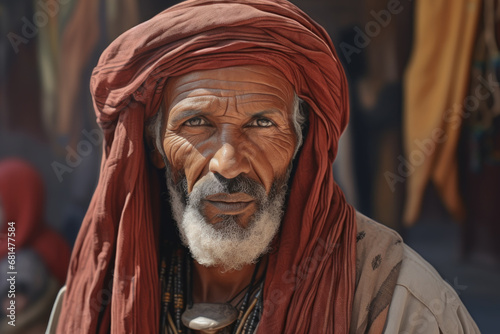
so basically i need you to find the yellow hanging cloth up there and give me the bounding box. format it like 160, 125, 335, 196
403, 0, 482, 225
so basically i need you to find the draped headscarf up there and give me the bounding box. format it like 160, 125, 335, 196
57, 1, 357, 333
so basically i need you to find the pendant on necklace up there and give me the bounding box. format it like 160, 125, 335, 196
182, 302, 238, 332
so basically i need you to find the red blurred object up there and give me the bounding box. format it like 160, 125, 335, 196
0, 158, 70, 285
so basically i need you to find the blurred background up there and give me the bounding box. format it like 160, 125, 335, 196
0, 0, 499, 332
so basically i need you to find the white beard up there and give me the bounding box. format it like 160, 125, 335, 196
166, 169, 290, 272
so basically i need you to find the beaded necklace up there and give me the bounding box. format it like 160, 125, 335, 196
159, 244, 265, 334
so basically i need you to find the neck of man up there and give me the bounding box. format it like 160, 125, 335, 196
192, 256, 267, 305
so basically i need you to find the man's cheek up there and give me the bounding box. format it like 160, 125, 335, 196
182, 149, 211, 192
261, 140, 295, 185
164, 137, 197, 170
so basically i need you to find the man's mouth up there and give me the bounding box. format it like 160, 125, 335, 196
203, 193, 255, 215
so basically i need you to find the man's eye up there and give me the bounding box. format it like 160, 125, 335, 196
248, 118, 274, 128
184, 117, 208, 126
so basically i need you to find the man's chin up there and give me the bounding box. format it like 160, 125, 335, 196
164, 168, 291, 270
179, 206, 277, 271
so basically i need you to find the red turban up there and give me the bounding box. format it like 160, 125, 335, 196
57, 0, 356, 333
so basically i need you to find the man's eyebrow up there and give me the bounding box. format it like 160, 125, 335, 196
247, 109, 282, 117
169, 109, 205, 124
169, 108, 282, 124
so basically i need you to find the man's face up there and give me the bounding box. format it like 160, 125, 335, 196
162, 65, 297, 225
157, 65, 298, 270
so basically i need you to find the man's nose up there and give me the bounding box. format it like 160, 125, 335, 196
208, 141, 251, 179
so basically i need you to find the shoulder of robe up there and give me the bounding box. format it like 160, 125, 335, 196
353, 211, 405, 285
383, 244, 481, 334
350, 212, 480, 334
350, 212, 404, 334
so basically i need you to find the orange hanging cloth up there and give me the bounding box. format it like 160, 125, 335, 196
57, 1, 357, 333
403, 0, 482, 225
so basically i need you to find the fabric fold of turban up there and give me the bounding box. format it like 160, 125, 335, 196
57, 0, 357, 333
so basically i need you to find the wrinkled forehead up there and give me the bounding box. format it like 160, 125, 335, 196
163, 65, 296, 110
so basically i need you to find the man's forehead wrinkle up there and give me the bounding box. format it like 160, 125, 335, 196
169, 93, 220, 108
214, 64, 292, 86
244, 67, 295, 91
235, 97, 289, 112
221, 97, 232, 117
167, 96, 221, 121
170, 89, 290, 106
168, 94, 290, 120
172, 64, 289, 80
172, 79, 290, 98
175, 91, 290, 107
164, 66, 296, 116
236, 92, 290, 103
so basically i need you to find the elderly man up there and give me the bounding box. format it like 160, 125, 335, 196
49, 0, 479, 333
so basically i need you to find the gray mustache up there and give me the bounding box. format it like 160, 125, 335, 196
190, 173, 266, 205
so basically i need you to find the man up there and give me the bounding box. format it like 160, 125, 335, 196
49, 0, 479, 333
